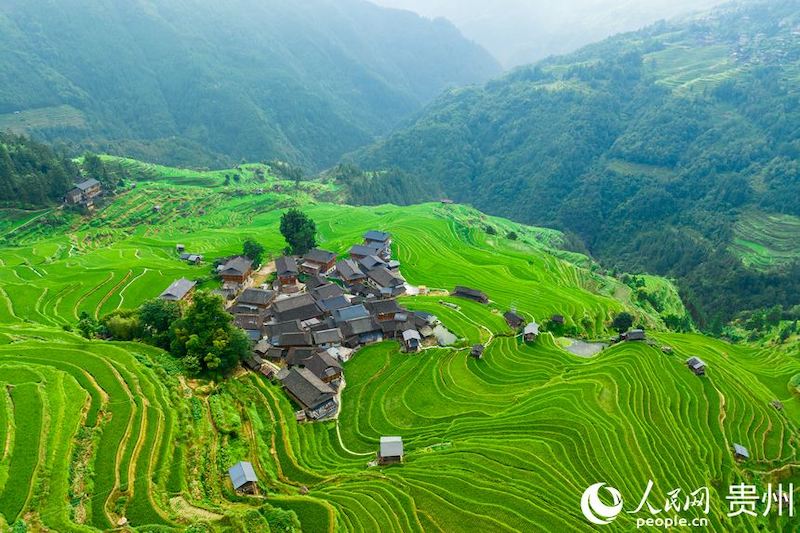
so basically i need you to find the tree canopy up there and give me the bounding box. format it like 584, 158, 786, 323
280, 209, 317, 256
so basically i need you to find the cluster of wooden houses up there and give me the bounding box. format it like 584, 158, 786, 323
211, 231, 444, 421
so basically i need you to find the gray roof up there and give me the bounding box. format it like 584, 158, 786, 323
303, 248, 336, 264
733, 443, 750, 458
312, 283, 344, 300
237, 288, 275, 307
365, 298, 402, 315
333, 305, 370, 323
342, 316, 381, 336
367, 267, 403, 288
379, 436, 403, 458
453, 286, 488, 302
524, 322, 539, 336
626, 329, 646, 340
275, 256, 298, 276
336, 259, 367, 282
402, 329, 421, 341
280, 367, 335, 410
75, 178, 100, 191
273, 294, 323, 322
686, 357, 706, 369
159, 278, 196, 301
318, 295, 351, 312
313, 328, 343, 345
359, 255, 387, 271
349, 244, 382, 257
274, 332, 313, 347
291, 351, 342, 381
364, 231, 391, 243
220, 256, 253, 276
228, 461, 258, 490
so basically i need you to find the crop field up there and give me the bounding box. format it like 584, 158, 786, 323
0, 165, 798, 531
730, 210, 800, 270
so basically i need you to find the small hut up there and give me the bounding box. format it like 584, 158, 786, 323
524, 322, 539, 342
686, 357, 706, 376
228, 461, 258, 494
378, 436, 404, 465
733, 443, 750, 461
471, 344, 485, 359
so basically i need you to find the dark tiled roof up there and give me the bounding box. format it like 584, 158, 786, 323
313, 328, 343, 345
341, 316, 380, 336
265, 320, 303, 338
275, 256, 298, 276
336, 259, 366, 282
365, 298, 402, 315
367, 267, 403, 288
75, 178, 101, 191
274, 332, 313, 347
220, 256, 253, 276
333, 305, 370, 323
280, 367, 335, 411
349, 244, 382, 257
273, 294, 323, 322
312, 283, 344, 300
504, 311, 524, 328
358, 255, 386, 271
303, 248, 336, 264
237, 288, 275, 307
318, 295, 351, 312
453, 286, 488, 302
234, 314, 263, 332
159, 278, 196, 301
364, 230, 391, 243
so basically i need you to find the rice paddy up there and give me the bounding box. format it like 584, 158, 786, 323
730, 210, 800, 270
0, 171, 798, 531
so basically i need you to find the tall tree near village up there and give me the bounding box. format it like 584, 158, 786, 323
280, 209, 317, 255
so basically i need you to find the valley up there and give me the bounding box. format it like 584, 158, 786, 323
0, 161, 797, 531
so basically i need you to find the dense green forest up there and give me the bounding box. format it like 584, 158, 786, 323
0, 0, 499, 170
0, 132, 78, 207
353, 0, 800, 328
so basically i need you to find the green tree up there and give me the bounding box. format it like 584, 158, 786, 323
507, 231, 518, 240
169, 292, 250, 377
280, 209, 317, 255
139, 298, 181, 348
611, 312, 634, 333
243, 239, 265, 266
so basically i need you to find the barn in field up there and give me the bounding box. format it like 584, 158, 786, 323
228, 461, 258, 494
378, 436, 404, 465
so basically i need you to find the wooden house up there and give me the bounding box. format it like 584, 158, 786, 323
363, 231, 392, 259
622, 329, 646, 342
218, 256, 254, 284
378, 436, 404, 465
159, 278, 196, 302
228, 461, 258, 494
335, 259, 367, 285
523, 322, 539, 342
65, 178, 102, 206
300, 248, 337, 275
402, 329, 422, 352
471, 344, 485, 359
275, 256, 299, 288
452, 286, 489, 304
504, 311, 524, 330
279, 367, 337, 419
686, 357, 706, 376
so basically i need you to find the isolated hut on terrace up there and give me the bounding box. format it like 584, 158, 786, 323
402, 330, 422, 352
686, 357, 706, 376
733, 443, 750, 461
159, 278, 196, 302
228, 461, 258, 494
452, 286, 489, 304
378, 436, 404, 464
523, 322, 539, 342
504, 311, 524, 329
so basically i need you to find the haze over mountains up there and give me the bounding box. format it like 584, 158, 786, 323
370, 0, 726, 67
354, 0, 800, 326
0, 0, 499, 169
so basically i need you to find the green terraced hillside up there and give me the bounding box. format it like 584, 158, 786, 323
731, 211, 800, 270
0, 164, 798, 532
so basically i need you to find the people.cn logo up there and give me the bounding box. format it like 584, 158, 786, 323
581, 483, 624, 525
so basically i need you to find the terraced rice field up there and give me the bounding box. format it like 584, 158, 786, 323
0, 172, 798, 531
731, 211, 800, 270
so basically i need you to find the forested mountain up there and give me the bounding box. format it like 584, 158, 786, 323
354, 0, 800, 327
0, 132, 78, 207
0, 0, 499, 170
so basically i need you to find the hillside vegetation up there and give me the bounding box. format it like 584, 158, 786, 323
0, 0, 500, 169
0, 161, 798, 531
353, 0, 800, 328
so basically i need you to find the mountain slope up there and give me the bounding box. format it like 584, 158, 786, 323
0, 0, 500, 169
353, 0, 800, 327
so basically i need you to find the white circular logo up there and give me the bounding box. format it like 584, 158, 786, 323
581, 483, 624, 525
